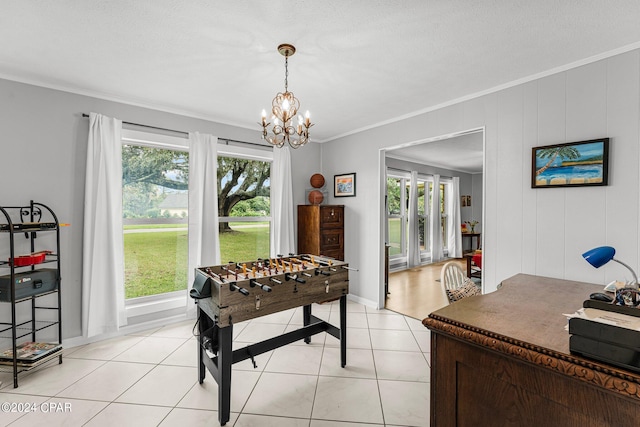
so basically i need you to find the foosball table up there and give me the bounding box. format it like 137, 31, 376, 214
192, 254, 350, 426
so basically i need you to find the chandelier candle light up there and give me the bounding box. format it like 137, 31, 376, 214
260, 44, 313, 149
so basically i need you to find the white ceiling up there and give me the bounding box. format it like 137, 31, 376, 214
386, 131, 484, 174
2, 1, 640, 144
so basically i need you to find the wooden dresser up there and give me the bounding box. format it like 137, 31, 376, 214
424, 274, 640, 427
297, 205, 344, 260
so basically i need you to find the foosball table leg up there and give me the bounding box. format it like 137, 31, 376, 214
197, 307, 205, 384
340, 295, 347, 368
303, 304, 312, 344
218, 325, 233, 426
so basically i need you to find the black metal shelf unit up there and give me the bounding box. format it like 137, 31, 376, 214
0, 201, 62, 387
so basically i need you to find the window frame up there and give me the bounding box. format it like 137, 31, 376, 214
120, 131, 274, 319
121, 129, 190, 318
387, 169, 454, 268
386, 172, 409, 264
216, 144, 273, 262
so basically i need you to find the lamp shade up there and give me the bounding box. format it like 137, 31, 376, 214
582, 246, 616, 268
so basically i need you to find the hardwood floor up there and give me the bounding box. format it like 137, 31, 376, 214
384, 258, 467, 320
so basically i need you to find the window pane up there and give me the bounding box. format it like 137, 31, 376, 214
387, 177, 401, 215
122, 144, 188, 299
220, 221, 270, 261
387, 217, 403, 256
218, 156, 271, 262
417, 182, 425, 215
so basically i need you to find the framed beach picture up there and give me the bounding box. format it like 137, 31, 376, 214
531, 138, 609, 188
334, 173, 356, 197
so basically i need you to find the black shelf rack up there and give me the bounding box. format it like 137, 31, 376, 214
0, 201, 62, 387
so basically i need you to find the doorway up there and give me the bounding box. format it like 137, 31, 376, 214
380, 128, 485, 317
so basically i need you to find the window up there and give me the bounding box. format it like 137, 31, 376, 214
121, 131, 272, 318
428, 181, 448, 251
416, 179, 428, 255
386, 175, 407, 258
217, 151, 272, 262
121, 131, 189, 302
386, 169, 451, 267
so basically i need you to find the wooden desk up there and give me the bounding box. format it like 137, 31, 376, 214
423, 274, 640, 427
461, 232, 481, 252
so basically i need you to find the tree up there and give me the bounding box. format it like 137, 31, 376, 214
122, 147, 271, 230
535, 146, 580, 176
122, 145, 189, 218
122, 145, 188, 190
123, 181, 163, 218
217, 156, 270, 232
387, 178, 401, 214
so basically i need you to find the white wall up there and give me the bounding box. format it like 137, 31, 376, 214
0, 78, 320, 339
321, 49, 640, 310
471, 173, 483, 232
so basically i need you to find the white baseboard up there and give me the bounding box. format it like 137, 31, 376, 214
348, 294, 378, 309
62, 313, 194, 349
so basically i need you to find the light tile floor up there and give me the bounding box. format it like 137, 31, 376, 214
0, 300, 430, 426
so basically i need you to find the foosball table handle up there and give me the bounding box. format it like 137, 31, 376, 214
285, 273, 306, 284
250, 279, 272, 292
229, 283, 250, 296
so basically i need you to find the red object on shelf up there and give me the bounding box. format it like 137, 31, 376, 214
472, 253, 482, 269
10, 251, 52, 267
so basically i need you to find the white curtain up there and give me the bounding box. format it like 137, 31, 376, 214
447, 177, 462, 258
430, 174, 444, 263
270, 146, 295, 257
82, 113, 126, 338
188, 132, 220, 315
407, 171, 420, 267
384, 167, 389, 246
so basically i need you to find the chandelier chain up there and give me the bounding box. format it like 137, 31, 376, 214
284, 55, 289, 93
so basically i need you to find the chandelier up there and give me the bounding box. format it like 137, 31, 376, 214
259, 43, 314, 149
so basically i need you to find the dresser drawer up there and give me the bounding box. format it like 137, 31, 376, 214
320, 206, 343, 228
321, 249, 343, 260
321, 229, 343, 250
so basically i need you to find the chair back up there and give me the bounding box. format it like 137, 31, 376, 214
440, 261, 467, 291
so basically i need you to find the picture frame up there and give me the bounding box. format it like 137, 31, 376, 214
531, 138, 609, 188
334, 173, 356, 197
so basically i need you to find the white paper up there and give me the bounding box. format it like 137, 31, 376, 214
564, 307, 640, 331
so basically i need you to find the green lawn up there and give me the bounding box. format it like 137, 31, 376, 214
124, 224, 269, 299
387, 217, 403, 256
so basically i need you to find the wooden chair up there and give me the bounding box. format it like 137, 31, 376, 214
440, 261, 467, 291
441, 261, 480, 303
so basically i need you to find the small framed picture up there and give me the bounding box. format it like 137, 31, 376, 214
334, 173, 356, 197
